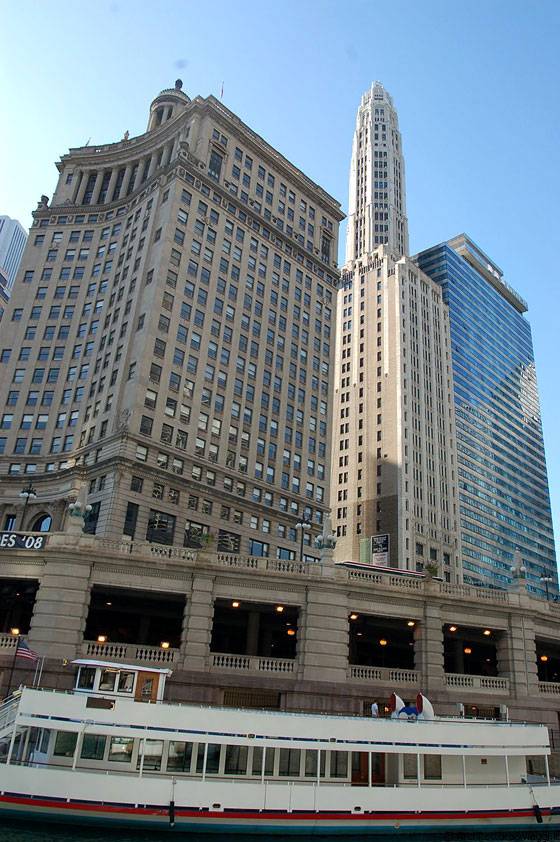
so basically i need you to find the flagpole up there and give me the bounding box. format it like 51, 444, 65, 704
5, 636, 19, 699
37, 656, 45, 687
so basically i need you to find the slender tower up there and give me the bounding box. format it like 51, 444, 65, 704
345, 82, 408, 262
333, 85, 461, 581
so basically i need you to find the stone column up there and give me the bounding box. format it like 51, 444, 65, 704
497, 609, 539, 699
72, 171, 84, 204
120, 164, 134, 197
26, 550, 93, 660
76, 172, 90, 205
106, 168, 119, 203
181, 574, 215, 671
298, 586, 349, 683
91, 172, 105, 206
415, 593, 444, 696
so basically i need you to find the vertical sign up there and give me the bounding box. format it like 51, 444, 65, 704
370, 534, 390, 567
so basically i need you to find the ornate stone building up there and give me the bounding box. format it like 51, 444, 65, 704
1, 527, 560, 731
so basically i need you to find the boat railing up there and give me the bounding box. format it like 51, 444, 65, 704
8, 685, 547, 728
4, 757, 560, 789
0, 694, 20, 736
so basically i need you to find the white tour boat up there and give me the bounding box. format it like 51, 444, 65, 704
0, 659, 559, 835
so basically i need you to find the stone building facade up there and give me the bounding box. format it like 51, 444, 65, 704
1, 530, 560, 731
0, 83, 343, 563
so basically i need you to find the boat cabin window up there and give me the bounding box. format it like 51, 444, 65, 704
53, 732, 78, 757
118, 672, 135, 693
424, 755, 442, 779
108, 736, 134, 763
305, 749, 326, 777
77, 666, 96, 689
330, 750, 348, 778
196, 743, 221, 774
224, 745, 248, 775
137, 739, 164, 771
139, 676, 154, 698
167, 740, 193, 772
251, 746, 274, 776
99, 669, 118, 692
403, 754, 417, 779
81, 734, 106, 760
279, 748, 301, 776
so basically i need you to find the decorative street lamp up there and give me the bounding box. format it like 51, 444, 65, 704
295, 518, 312, 564
540, 576, 553, 601
19, 484, 37, 530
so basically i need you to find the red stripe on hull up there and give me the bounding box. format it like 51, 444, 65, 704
0, 794, 553, 823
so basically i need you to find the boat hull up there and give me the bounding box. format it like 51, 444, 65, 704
2, 795, 560, 835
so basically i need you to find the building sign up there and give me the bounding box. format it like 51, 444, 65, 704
0, 532, 48, 550
370, 534, 390, 567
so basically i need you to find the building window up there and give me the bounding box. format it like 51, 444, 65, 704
208, 150, 223, 181
248, 539, 269, 558
146, 509, 176, 545
83, 501, 101, 535
123, 502, 139, 538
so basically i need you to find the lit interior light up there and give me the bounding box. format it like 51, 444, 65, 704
449, 626, 457, 632
483, 629, 491, 636
10, 628, 20, 636
379, 639, 387, 646
97, 635, 107, 643
356, 632, 362, 636
541, 655, 549, 662
464, 647, 472, 654
350, 613, 358, 620
161, 641, 170, 649
407, 621, 415, 627
276, 606, 284, 613
232, 601, 240, 608
287, 629, 295, 636
106, 601, 112, 606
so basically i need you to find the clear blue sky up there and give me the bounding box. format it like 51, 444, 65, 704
1, 0, 559, 553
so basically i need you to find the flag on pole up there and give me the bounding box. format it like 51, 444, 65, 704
16, 639, 38, 663
220, 82, 224, 100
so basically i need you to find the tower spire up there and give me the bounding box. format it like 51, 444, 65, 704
345, 82, 408, 262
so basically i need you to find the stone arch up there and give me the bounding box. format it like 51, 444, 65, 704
31, 513, 52, 533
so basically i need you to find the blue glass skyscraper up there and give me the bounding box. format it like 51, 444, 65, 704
415, 235, 557, 596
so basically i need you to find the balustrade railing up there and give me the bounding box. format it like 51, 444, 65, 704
82, 641, 177, 664
444, 673, 509, 691
211, 653, 296, 674
538, 681, 560, 695
349, 665, 418, 684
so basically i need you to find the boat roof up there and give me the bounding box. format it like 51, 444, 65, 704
71, 659, 172, 676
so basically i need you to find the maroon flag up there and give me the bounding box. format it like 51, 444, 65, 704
16, 639, 38, 663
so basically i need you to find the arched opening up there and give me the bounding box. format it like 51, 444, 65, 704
31, 513, 52, 533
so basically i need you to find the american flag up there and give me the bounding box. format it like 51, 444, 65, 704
16, 639, 38, 663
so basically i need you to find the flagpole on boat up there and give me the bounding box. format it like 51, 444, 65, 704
5, 636, 20, 699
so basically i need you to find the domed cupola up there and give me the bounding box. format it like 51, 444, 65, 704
147, 80, 190, 132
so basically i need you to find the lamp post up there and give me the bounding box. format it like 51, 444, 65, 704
540, 576, 553, 601
19, 484, 37, 530
295, 518, 312, 563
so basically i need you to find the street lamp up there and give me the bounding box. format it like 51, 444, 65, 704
540, 576, 553, 601
19, 484, 37, 530
295, 518, 312, 563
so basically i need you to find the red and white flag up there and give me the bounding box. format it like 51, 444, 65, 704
16, 639, 38, 663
